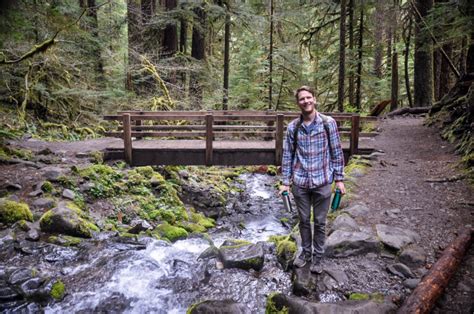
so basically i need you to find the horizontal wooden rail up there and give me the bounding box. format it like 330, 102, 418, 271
103, 111, 377, 165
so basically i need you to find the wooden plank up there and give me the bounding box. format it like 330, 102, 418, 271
275, 114, 284, 166
123, 113, 133, 164
205, 114, 213, 166
350, 114, 360, 156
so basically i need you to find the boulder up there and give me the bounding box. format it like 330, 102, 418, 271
399, 246, 426, 268
39, 203, 99, 238
376, 224, 420, 250
292, 266, 318, 296
343, 204, 370, 218
31, 198, 56, 210
387, 263, 415, 279
325, 230, 380, 257
42, 166, 68, 182
62, 189, 75, 200
219, 240, 264, 271
330, 214, 360, 233
267, 293, 397, 314
127, 219, 152, 234
188, 300, 250, 314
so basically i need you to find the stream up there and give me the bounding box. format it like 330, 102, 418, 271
1, 173, 294, 313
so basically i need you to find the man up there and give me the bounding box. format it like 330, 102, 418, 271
280, 85, 346, 274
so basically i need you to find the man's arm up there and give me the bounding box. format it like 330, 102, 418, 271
327, 118, 345, 193
280, 122, 295, 190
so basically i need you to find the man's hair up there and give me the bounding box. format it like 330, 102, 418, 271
294, 86, 315, 101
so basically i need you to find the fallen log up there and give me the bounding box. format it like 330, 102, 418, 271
397, 228, 473, 314
386, 107, 431, 117
369, 99, 391, 116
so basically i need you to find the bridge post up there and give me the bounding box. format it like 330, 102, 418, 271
205, 113, 213, 166
275, 114, 284, 165
350, 114, 360, 156
123, 113, 133, 165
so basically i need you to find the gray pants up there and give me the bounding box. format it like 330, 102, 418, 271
292, 183, 332, 258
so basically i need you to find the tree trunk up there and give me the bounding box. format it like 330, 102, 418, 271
439, 42, 453, 98
413, 0, 434, 107
162, 0, 178, 57
191, 5, 206, 106
223, 2, 230, 110
268, 0, 274, 110
355, 7, 364, 112
459, 36, 467, 75
390, 1, 399, 111
467, 32, 474, 74
337, 0, 347, 112
386, 26, 392, 72
373, 0, 384, 78
404, 15, 414, 107
348, 0, 355, 107
180, 9, 187, 54
126, 0, 141, 91
433, 48, 441, 101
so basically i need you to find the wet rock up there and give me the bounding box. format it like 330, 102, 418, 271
39, 203, 98, 238
330, 213, 360, 233
403, 278, 420, 289
325, 230, 380, 257
399, 246, 426, 268
376, 224, 420, 250
188, 299, 250, 314
62, 189, 75, 200
42, 166, 68, 182
80, 182, 95, 192
26, 228, 40, 241
9, 268, 33, 285
38, 148, 53, 155
198, 245, 220, 260
19, 277, 45, 299
219, 241, 264, 271
28, 190, 43, 197
292, 266, 318, 296
387, 263, 415, 279
127, 219, 152, 234
92, 292, 132, 312
268, 293, 397, 313
324, 267, 349, 286
343, 204, 370, 217
0, 285, 20, 301
32, 198, 56, 210
5, 183, 22, 191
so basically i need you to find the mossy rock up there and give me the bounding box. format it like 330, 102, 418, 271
190, 212, 215, 229
39, 202, 99, 238
0, 199, 33, 224
47, 234, 82, 246
155, 223, 188, 242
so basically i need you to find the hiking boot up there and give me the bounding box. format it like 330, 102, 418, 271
293, 253, 311, 268
310, 258, 323, 274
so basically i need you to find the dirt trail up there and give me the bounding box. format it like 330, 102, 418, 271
353, 116, 473, 312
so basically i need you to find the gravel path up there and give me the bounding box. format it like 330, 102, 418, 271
352, 116, 473, 312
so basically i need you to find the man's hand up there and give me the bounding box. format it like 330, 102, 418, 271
279, 184, 290, 195
335, 181, 346, 194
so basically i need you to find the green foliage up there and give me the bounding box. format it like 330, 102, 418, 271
155, 223, 188, 242
50, 280, 66, 300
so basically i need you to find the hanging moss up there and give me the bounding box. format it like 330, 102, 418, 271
0, 199, 33, 224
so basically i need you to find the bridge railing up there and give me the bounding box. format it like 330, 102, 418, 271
103, 111, 378, 165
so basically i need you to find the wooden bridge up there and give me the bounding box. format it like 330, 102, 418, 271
103, 111, 378, 166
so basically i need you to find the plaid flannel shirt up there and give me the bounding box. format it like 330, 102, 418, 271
281, 113, 345, 188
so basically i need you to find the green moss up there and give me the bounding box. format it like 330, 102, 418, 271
48, 235, 82, 246
135, 166, 155, 178
265, 292, 288, 314
50, 280, 65, 300
276, 240, 296, 257
178, 221, 207, 233
190, 212, 215, 229
155, 223, 188, 242
41, 181, 54, 193
0, 199, 33, 224
89, 150, 104, 164
349, 293, 370, 301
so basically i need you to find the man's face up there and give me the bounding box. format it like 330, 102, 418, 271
297, 90, 316, 114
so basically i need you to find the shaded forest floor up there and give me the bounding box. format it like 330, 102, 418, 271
2, 115, 473, 311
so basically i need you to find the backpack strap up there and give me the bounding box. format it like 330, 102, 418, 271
291, 113, 332, 164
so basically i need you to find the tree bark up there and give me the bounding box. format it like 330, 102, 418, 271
433, 48, 442, 101
126, 0, 141, 91
398, 228, 473, 314
390, 1, 399, 112
404, 14, 414, 107
337, 0, 347, 112
413, 0, 434, 107
191, 4, 206, 106
268, 0, 274, 110
223, 2, 230, 110
439, 42, 453, 98
373, 0, 384, 78
355, 7, 364, 112
348, 0, 355, 107
162, 0, 178, 57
